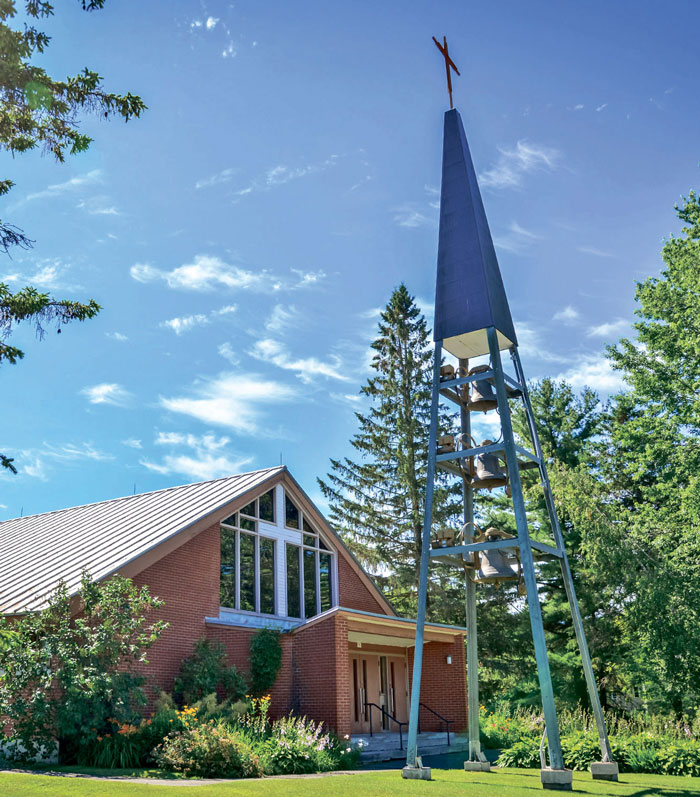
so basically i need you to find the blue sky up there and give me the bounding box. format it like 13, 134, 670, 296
2, 0, 699, 519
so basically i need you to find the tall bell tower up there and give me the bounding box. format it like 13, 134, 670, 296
401, 41, 619, 791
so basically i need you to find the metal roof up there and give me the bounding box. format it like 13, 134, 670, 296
0, 466, 284, 614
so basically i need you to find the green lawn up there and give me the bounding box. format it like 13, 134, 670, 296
3, 768, 700, 796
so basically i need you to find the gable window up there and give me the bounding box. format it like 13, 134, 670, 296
220, 513, 276, 615
285, 495, 300, 529
285, 514, 335, 620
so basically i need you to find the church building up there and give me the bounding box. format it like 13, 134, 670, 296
0, 466, 467, 740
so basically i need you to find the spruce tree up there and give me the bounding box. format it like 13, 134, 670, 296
318, 284, 461, 619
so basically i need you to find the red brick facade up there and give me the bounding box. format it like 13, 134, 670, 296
124, 492, 467, 736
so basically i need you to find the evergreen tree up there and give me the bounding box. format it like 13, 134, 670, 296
318, 284, 461, 619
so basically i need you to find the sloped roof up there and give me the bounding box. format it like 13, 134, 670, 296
0, 466, 283, 614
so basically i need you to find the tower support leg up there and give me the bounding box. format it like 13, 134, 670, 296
511, 348, 617, 780
487, 327, 570, 789
460, 357, 490, 771
402, 341, 442, 781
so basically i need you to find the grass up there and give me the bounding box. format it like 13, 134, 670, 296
3, 768, 700, 796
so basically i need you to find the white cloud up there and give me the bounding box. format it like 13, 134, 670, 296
573, 104, 584, 110
80, 383, 133, 407
232, 155, 339, 197
552, 305, 579, 323
586, 319, 628, 339
122, 438, 142, 449
106, 332, 128, 341
479, 141, 560, 190
514, 321, 569, 364
162, 313, 209, 335
596, 103, 608, 112
2, 259, 71, 290
265, 304, 303, 334
24, 169, 101, 203
131, 255, 324, 294
556, 353, 625, 393
17, 441, 112, 480
493, 221, 541, 254
578, 245, 613, 258
195, 167, 237, 190
77, 196, 120, 215
393, 203, 434, 229
159, 372, 297, 434
250, 339, 349, 383
218, 342, 240, 365
222, 42, 236, 58
206, 16, 219, 29
161, 305, 237, 335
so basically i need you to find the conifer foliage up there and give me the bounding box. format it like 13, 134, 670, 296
319, 284, 460, 618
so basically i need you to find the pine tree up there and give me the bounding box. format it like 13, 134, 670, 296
318, 284, 462, 619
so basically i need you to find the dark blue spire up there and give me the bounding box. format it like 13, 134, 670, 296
433, 108, 517, 359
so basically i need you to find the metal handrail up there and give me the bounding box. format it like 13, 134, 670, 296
418, 702, 453, 746
363, 702, 408, 750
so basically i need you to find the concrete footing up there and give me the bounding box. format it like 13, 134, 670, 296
464, 760, 491, 772
590, 761, 619, 781
540, 768, 573, 791
401, 765, 432, 780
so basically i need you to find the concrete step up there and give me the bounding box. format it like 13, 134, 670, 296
354, 732, 469, 762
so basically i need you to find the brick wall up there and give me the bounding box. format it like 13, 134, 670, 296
407, 635, 468, 732
128, 521, 220, 701
337, 554, 387, 614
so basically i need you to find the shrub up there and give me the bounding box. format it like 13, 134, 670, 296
657, 744, 700, 777
249, 629, 282, 696
173, 638, 247, 705
496, 738, 541, 768
0, 572, 167, 764
154, 720, 262, 778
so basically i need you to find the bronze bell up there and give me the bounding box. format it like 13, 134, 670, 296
471, 440, 508, 490
467, 365, 498, 412
440, 364, 455, 381
437, 434, 455, 454
473, 528, 520, 586
432, 527, 456, 548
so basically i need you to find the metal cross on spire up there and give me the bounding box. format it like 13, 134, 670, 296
433, 36, 460, 109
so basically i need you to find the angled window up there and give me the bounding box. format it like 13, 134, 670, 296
285, 495, 300, 529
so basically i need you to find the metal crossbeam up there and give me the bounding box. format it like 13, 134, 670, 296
438, 370, 523, 393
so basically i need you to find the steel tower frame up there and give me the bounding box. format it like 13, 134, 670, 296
403, 327, 617, 789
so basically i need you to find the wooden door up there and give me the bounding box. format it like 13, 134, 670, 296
388, 655, 409, 723
350, 654, 382, 733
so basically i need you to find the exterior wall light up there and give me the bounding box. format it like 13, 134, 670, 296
446, 655, 452, 665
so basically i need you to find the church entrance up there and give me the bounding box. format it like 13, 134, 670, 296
350, 652, 408, 734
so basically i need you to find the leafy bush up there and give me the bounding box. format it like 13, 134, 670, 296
173, 638, 247, 705
0, 572, 167, 764
249, 629, 282, 696
497, 731, 700, 776
479, 705, 536, 749
154, 719, 262, 778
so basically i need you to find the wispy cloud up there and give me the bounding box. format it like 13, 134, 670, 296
15, 441, 113, 481
587, 319, 627, 339
578, 245, 613, 258
76, 195, 120, 215
596, 103, 608, 112
393, 203, 434, 229
493, 221, 541, 254
23, 169, 101, 203
161, 305, 237, 335
160, 372, 297, 434
140, 432, 252, 481
131, 255, 325, 294
265, 304, 303, 334
552, 305, 579, 323
249, 339, 349, 383
106, 332, 128, 342
232, 155, 339, 198
122, 438, 142, 449
573, 104, 584, 110
218, 342, 240, 365
195, 167, 237, 190
514, 321, 569, 364
479, 141, 560, 190
80, 383, 133, 407
1, 259, 72, 290
556, 353, 625, 394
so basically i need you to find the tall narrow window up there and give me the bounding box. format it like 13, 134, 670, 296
285, 495, 299, 529
259, 489, 275, 523
286, 544, 301, 618
220, 526, 236, 607
239, 532, 256, 612
259, 537, 275, 615
304, 548, 317, 618
319, 552, 332, 612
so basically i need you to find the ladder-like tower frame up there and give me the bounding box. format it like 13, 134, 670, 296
403, 327, 618, 789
